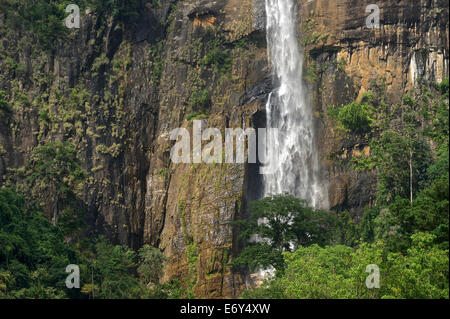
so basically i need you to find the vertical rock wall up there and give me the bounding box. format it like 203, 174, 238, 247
0, 0, 447, 297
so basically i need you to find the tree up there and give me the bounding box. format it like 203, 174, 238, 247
85, 238, 140, 299
372, 142, 449, 252
242, 234, 448, 299
360, 206, 380, 243
229, 243, 284, 273
25, 141, 87, 227
328, 92, 376, 135
0, 188, 193, 299
137, 245, 166, 286
232, 195, 337, 273
373, 130, 432, 204
0, 188, 78, 298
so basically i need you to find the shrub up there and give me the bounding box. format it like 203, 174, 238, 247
202, 42, 232, 74
21, 1, 69, 51
189, 89, 211, 113
334, 101, 375, 134
186, 112, 207, 121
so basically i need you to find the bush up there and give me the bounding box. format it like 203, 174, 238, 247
189, 89, 211, 113
332, 101, 375, 134
20, 1, 69, 51
202, 42, 232, 74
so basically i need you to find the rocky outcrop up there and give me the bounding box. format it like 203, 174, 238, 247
298, 0, 448, 219
0, 0, 448, 298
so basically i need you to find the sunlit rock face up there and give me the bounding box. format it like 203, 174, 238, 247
0, 0, 447, 297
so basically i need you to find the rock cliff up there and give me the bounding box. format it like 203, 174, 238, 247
0, 0, 447, 297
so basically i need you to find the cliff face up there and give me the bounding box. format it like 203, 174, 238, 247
298, 0, 448, 220
0, 0, 448, 298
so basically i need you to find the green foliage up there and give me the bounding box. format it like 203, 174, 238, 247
334, 210, 360, 247
189, 89, 211, 113
429, 78, 449, 144
201, 40, 232, 75
329, 99, 375, 134
7, 0, 70, 52
1, 0, 143, 52
354, 82, 448, 253
25, 141, 88, 230
360, 207, 380, 243
0, 188, 192, 299
186, 112, 208, 121
146, 42, 164, 84
244, 195, 336, 251
78, 237, 193, 299
83, 238, 139, 298
304, 59, 319, 83
0, 188, 77, 298
230, 243, 284, 273
373, 130, 433, 203
372, 151, 449, 252
243, 234, 448, 299
232, 195, 338, 272
87, 0, 143, 22
151, 57, 163, 84
238, 83, 449, 298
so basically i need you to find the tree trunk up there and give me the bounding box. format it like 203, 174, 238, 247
409, 147, 413, 204
53, 189, 58, 226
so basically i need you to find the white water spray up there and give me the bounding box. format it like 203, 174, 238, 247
263, 0, 328, 209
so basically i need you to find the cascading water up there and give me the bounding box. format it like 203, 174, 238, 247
263, 0, 328, 209
247, 0, 329, 285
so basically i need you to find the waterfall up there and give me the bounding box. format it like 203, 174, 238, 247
263, 0, 328, 209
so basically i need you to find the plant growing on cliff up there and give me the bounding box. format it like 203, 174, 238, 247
0, 90, 11, 113
189, 89, 211, 113
87, 0, 143, 22
329, 99, 375, 135
186, 112, 207, 121
25, 141, 88, 228
4, 0, 70, 52
201, 40, 232, 75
